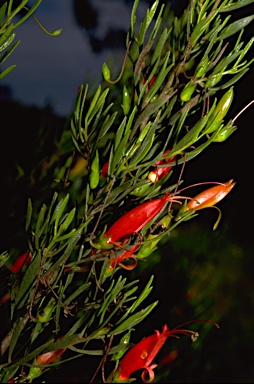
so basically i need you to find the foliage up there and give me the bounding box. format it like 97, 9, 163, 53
0, 0, 253, 383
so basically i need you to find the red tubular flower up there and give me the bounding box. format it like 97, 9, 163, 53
107, 244, 139, 274
28, 339, 66, 381
114, 320, 219, 382
184, 179, 236, 212
35, 348, 66, 366
142, 75, 156, 89
100, 161, 109, 178
100, 193, 170, 249
9, 251, 32, 273
148, 150, 176, 183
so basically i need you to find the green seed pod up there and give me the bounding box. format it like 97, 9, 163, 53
102, 62, 111, 81
205, 87, 234, 134
90, 150, 100, 189
195, 56, 209, 78
122, 85, 131, 115
180, 83, 197, 102
130, 182, 152, 197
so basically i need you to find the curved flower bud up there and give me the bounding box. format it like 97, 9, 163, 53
184, 179, 236, 212
28, 343, 66, 381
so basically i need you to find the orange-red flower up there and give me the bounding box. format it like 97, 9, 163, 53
8, 251, 32, 273
184, 179, 236, 212
28, 343, 66, 381
148, 150, 176, 183
113, 320, 219, 382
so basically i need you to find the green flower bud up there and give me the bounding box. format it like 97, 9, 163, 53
90, 150, 100, 189
180, 83, 197, 102
195, 56, 209, 78
102, 62, 111, 81
213, 121, 237, 142
122, 85, 131, 115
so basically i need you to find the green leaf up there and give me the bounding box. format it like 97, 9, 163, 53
64, 283, 91, 306
25, 198, 32, 232
110, 301, 158, 335
15, 252, 41, 309
0, 2, 7, 23
114, 116, 127, 150
0, 32, 15, 52
8, 317, 24, 363
5, 339, 53, 371
54, 194, 70, 237
219, 15, 254, 40
0, 64, 15, 79
220, 0, 254, 12
44, 334, 81, 352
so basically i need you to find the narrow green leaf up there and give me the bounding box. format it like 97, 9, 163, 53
44, 334, 81, 352
0, 39, 20, 66
12, 0, 43, 29
0, 2, 7, 22
35, 203, 47, 250
111, 301, 158, 335
130, 0, 140, 38
114, 116, 127, 150
220, 0, 254, 12
5, 340, 53, 371
54, 194, 69, 237
64, 283, 91, 306
15, 252, 41, 309
0, 32, 15, 52
85, 85, 101, 123
219, 15, 254, 40
8, 318, 23, 363
0, 64, 15, 79
25, 198, 32, 232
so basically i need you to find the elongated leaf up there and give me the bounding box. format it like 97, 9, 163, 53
8, 318, 23, 363
220, 0, 254, 12
219, 15, 254, 40
0, 2, 7, 22
64, 283, 91, 306
5, 339, 53, 371
15, 252, 41, 309
0, 64, 15, 79
110, 301, 158, 335
25, 198, 32, 232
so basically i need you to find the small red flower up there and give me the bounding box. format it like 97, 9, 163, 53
148, 150, 176, 183
35, 348, 66, 366
142, 75, 156, 89
28, 338, 66, 381
100, 161, 109, 178
9, 251, 32, 273
113, 320, 219, 382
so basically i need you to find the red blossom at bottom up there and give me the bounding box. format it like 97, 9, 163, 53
113, 320, 219, 382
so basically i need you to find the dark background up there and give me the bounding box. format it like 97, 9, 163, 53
0, 1, 254, 383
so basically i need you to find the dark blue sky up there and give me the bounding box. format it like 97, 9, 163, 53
1, 0, 148, 116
